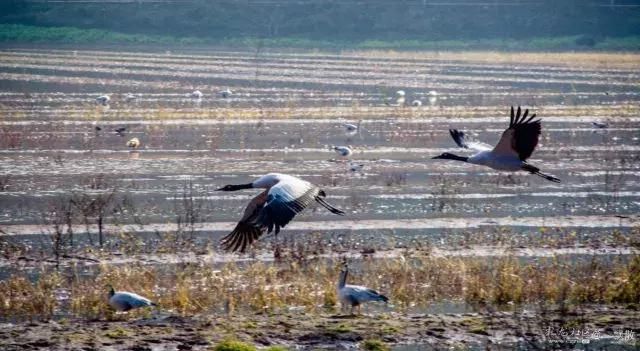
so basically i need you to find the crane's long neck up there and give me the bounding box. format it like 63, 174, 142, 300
338, 268, 348, 289
229, 183, 254, 191
448, 154, 469, 162
108, 285, 115, 297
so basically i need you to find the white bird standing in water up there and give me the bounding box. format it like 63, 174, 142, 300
395, 90, 406, 106
333, 145, 353, 158
348, 162, 364, 173
220, 88, 233, 98
107, 285, 156, 312
190, 90, 203, 99
337, 263, 389, 314
342, 121, 361, 136
95, 95, 110, 106
427, 90, 438, 106
217, 173, 345, 252
433, 106, 560, 183
126, 137, 140, 149
411, 100, 422, 106
384, 90, 406, 106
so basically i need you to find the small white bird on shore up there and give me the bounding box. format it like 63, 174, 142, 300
337, 262, 389, 314
95, 95, 110, 106
107, 285, 156, 312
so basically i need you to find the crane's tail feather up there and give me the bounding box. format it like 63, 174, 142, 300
534, 171, 561, 183
315, 196, 345, 215
522, 164, 560, 183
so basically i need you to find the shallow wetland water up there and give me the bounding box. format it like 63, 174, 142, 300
0, 49, 639, 350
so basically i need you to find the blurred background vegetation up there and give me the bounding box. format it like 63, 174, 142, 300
0, 0, 639, 50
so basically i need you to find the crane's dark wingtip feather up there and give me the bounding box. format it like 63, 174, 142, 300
449, 129, 467, 148
547, 175, 561, 183
510, 106, 515, 126
220, 225, 261, 253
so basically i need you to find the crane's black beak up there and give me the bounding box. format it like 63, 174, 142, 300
432, 155, 445, 159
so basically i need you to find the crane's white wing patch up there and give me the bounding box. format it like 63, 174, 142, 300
449, 129, 492, 152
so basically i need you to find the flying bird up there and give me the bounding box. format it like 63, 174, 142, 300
337, 262, 389, 314
107, 285, 156, 312
217, 173, 345, 252
433, 106, 560, 182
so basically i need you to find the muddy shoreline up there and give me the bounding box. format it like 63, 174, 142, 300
1, 305, 638, 350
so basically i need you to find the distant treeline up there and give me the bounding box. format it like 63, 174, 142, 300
1, 0, 639, 49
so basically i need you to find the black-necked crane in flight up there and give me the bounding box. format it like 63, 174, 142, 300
433, 106, 560, 183
217, 173, 345, 252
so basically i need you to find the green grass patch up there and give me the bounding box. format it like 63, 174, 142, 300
104, 326, 130, 339
264, 347, 288, 351
361, 339, 390, 351
0, 24, 207, 45
330, 323, 353, 333
1, 24, 639, 51
212, 339, 256, 351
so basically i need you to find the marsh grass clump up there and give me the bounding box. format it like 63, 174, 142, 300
460, 317, 488, 335
264, 347, 288, 351
0, 272, 62, 320
104, 325, 130, 339
361, 338, 390, 351
212, 339, 256, 351
604, 255, 640, 303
